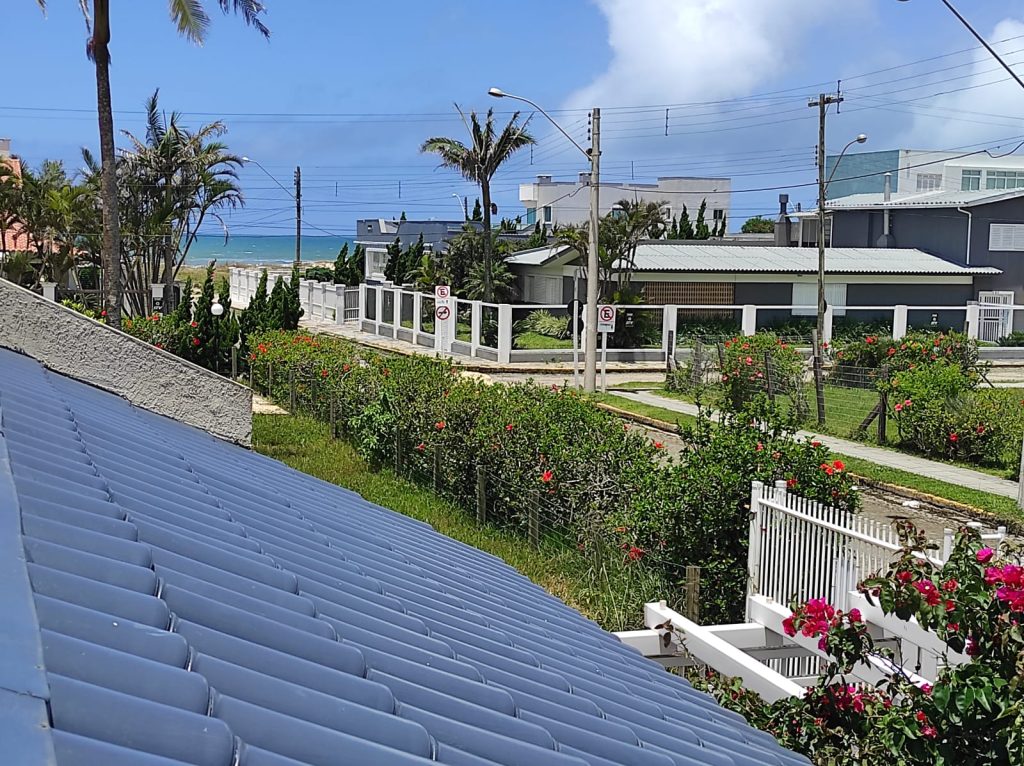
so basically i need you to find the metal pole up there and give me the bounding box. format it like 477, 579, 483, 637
601, 330, 608, 393
572, 270, 580, 388
816, 94, 827, 345
294, 166, 302, 264
584, 108, 601, 393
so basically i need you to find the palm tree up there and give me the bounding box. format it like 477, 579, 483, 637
421, 107, 534, 302
35, 0, 268, 328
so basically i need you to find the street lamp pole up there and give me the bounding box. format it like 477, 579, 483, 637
489, 88, 600, 392
451, 193, 469, 221
242, 156, 301, 265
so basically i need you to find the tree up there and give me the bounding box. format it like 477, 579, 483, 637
421, 107, 534, 301
719, 212, 727, 237
0, 157, 19, 259
238, 268, 267, 354
679, 205, 694, 239
694, 199, 710, 240
284, 263, 303, 330
411, 252, 449, 292
471, 198, 482, 221
399, 210, 407, 221
332, 243, 350, 283
383, 237, 402, 284
34, 0, 269, 329
742, 215, 775, 234
267, 275, 287, 330
524, 222, 547, 249
667, 214, 679, 239
189, 262, 218, 369
604, 199, 668, 293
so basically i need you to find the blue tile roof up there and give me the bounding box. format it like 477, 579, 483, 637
0, 347, 810, 766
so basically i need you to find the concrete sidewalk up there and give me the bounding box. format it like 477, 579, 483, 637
611, 390, 1021, 500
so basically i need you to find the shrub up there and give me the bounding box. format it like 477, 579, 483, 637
516, 309, 569, 340
302, 266, 334, 283
889, 364, 1021, 466
997, 330, 1024, 347
720, 333, 805, 414
692, 524, 1024, 765
60, 298, 106, 323
247, 330, 860, 624
834, 331, 979, 374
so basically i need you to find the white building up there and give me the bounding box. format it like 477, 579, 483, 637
827, 148, 1024, 199
519, 174, 731, 229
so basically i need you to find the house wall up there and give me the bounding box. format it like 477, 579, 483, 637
825, 150, 902, 199
0, 279, 252, 445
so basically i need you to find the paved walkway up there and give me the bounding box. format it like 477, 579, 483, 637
611, 390, 1021, 500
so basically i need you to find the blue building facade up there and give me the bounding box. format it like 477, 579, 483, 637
824, 149, 901, 200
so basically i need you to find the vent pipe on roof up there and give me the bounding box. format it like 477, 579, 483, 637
774, 193, 793, 247
876, 173, 896, 247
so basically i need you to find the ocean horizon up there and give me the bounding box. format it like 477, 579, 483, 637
185, 234, 355, 266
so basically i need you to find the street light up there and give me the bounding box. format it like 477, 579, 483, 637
451, 193, 468, 221
211, 302, 224, 317
490, 87, 601, 393
896, 0, 1024, 93
242, 156, 301, 264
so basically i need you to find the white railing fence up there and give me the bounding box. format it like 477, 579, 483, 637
229, 268, 361, 326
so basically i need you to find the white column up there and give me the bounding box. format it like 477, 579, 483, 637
965, 301, 980, 340
412, 291, 423, 344
661, 304, 678, 361
41, 282, 57, 302
470, 301, 482, 357
359, 283, 368, 324
375, 286, 384, 334
823, 305, 834, 345
746, 481, 765, 623
892, 304, 908, 340
741, 304, 757, 336
497, 303, 512, 364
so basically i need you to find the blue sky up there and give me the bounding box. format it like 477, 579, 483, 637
4, 0, 1024, 236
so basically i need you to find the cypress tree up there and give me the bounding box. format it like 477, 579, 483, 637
679, 206, 694, 239
190, 263, 217, 369
694, 199, 710, 240
267, 276, 287, 329
471, 198, 482, 221
239, 269, 268, 357
333, 243, 350, 283
171, 276, 193, 324
284, 264, 303, 330
383, 237, 402, 283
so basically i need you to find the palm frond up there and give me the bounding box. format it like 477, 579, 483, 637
217, 0, 270, 38
168, 0, 211, 43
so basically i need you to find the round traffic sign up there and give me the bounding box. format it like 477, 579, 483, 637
435, 285, 451, 299
599, 305, 615, 322
435, 305, 452, 321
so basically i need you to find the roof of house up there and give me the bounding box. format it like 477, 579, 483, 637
507, 243, 1000, 276
823, 188, 1024, 210
0, 347, 809, 766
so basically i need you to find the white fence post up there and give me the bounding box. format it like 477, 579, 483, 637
334, 285, 346, 324
359, 283, 368, 324
412, 291, 423, 344
497, 304, 512, 364
741, 305, 757, 336
965, 301, 980, 340
41, 282, 57, 302
892, 304, 908, 340
375, 285, 384, 334
823, 305, 834, 346
746, 481, 764, 622
470, 301, 482, 357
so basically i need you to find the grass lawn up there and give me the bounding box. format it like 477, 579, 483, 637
587, 392, 696, 426
253, 414, 665, 629
514, 332, 574, 350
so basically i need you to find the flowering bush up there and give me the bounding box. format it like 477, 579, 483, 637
719, 333, 806, 414
888, 363, 1022, 467
249, 330, 860, 624
691, 524, 1024, 765
833, 330, 980, 375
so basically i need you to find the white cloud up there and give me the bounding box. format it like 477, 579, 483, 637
899, 18, 1024, 150
565, 0, 862, 111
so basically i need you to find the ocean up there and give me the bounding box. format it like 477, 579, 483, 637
185, 235, 356, 266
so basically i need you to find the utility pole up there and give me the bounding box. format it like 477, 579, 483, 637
584, 108, 601, 393
294, 165, 302, 264
809, 93, 842, 344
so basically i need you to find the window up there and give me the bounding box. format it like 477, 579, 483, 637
542, 206, 552, 223
792, 283, 847, 317
369, 249, 387, 276
961, 169, 981, 191
525, 207, 536, 225
713, 208, 724, 220
989, 223, 1024, 251
526, 274, 561, 304
986, 171, 1024, 190
916, 173, 942, 192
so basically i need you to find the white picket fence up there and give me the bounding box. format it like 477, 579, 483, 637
621, 482, 1007, 701
229, 268, 360, 324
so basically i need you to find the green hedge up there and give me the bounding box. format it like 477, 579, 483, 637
250, 330, 860, 622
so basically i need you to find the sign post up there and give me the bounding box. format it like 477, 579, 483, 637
597, 304, 615, 392
434, 285, 453, 356
568, 296, 583, 388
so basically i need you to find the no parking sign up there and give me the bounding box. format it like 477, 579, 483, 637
597, 304, 615, 333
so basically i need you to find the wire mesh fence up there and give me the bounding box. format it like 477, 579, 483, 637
252, 358, 697, 631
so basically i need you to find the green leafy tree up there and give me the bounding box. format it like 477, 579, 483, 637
189, 263, 218, 368
399, 210, 407, 221
284, 263, 303, 330
33, 0, 270, 328
741, 215, 775, 234
471, 197, 482, 221
383, 237, 402, 284
667, 214, 679, 239
171, 276, 194, 324
694, 199, 710, 239
348, 244, 365, 285
238, 268, 268, 354
267, 275, 287, 330
718, 212, 727, 237
679, 205, 694, 239
332, 243, 350, 283
524, 221, 547, 249
421, 107, 535, 301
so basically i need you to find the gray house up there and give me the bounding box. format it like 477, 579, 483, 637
824, 187, 1024, 333
356, 218, 481, 282
506, 242, 996, 327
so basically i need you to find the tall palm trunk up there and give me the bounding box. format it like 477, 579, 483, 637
480, 181, 493, 303
92, 0, 123, 327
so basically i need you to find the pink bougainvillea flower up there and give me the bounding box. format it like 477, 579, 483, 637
100, 310, 107, 317
506, 423, 514, 431
820, 462, 835, 476
190, 321, 198, 328
921, 725, 938, 739
976, 424, 986, 435
626, 545, 645, 561
755, 442, 764, 451
896, 570, 914, 584
435, 421, 446, 430
942, 578, 958, 592
342, 363, 351, 372
320, 369, 329, 378
949, 432, 958, 442
832, 460, 845, 471
192, 337, 200, 347
811, 440, 821, 448
894, 403, 903, 412
415, 442, 425, 452
744, 356, 753, 365
865, 336, 876, 344
786, 477, 797, 488
540, 469, 553, 483
653, 441, 664, 450
887, 347, 896, 356
977, 547, 995, 563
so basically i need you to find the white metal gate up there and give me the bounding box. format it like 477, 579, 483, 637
978, 290, 1014, 342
